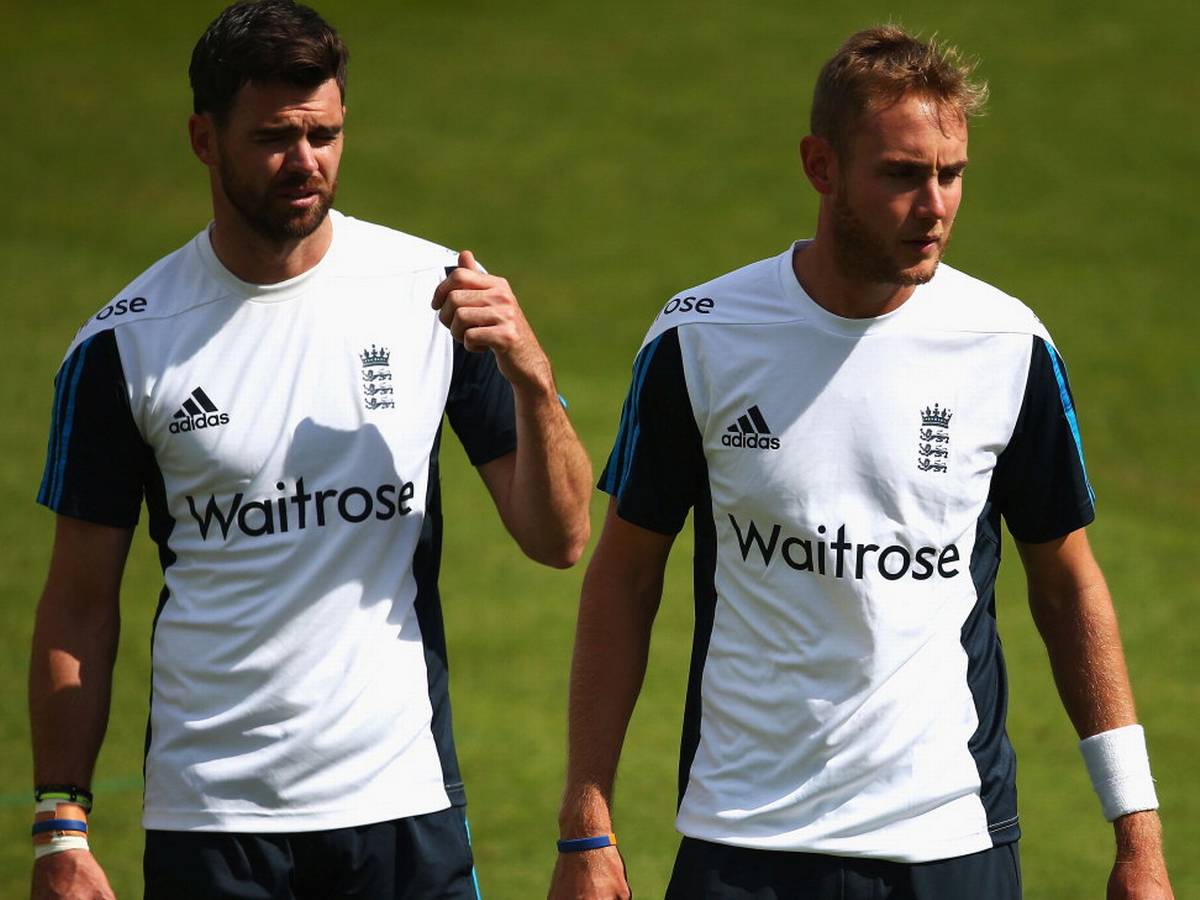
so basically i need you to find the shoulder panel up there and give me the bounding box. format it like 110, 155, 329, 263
65, 233, 229, 361
640, 249, 804, 349
330, 214, 460, 278
916, 264, 1053, 343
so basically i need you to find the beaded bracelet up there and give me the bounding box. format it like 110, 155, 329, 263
34, 785, 94, 813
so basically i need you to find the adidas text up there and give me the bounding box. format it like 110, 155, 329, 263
721, 432, 780, 450
169, 413, 230, 434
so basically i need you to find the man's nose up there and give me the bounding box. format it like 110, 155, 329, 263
915, 178, 948, 220
284, 139, 318, 175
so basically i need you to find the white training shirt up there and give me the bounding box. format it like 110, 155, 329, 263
38, 210, 517, 831
601, 242, 1094, 862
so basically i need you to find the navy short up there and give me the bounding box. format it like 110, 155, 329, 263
665, 837, 1021, 900
143, 806, 480, 899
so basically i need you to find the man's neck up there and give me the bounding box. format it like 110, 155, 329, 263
791, 237, 915, 320
208, 213, 334, 285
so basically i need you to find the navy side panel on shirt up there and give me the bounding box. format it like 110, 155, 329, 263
963, 499, 1019, 845
680, 477, 718, 809
412, 424, 466, 806
37, 329, 148, 527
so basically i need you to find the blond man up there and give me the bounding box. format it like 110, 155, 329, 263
549, 27, 1172, 900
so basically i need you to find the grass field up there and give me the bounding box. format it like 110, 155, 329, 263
2, 2, 1196, 897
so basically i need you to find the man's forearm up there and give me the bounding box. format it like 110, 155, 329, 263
30, 518, 130, 789
1025, 552, 1136, 738
558, 588, 654, 836
1019, 531, 1173, 897
504, 378, 592, 568
557, 525, 668, 835
29, 586, 120, 787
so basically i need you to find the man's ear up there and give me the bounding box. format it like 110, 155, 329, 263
189, 113, 217, 167
800, 134, 839, 196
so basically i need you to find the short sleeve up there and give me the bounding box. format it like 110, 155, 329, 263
992, 337, 1096, 543
598, 328, 704, 534
446, 341, 517, 466
36, 329, 146, 527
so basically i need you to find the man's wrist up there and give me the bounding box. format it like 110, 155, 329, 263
1113, 810, 1164, 860
557, 787, 614, 838
509, 365, 559, 406
557, 812, 614, 839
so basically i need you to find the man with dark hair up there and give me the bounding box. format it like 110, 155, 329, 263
548, 26, 1173, 900
188, 0, 349, 125
30, 2, 591, 898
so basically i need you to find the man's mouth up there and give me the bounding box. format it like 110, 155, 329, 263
278, 183, 323, 209
905, 235, 941, 254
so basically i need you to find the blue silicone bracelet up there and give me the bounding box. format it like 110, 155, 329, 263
32, 819, 88, 836
557, 833, 617, 853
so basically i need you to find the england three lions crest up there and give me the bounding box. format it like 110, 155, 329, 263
917, 404, 951, 473
360, 344, 395, 410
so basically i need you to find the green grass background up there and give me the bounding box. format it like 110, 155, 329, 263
2, 2, 1196, 897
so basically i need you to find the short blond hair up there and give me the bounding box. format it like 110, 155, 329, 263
811, 26, 988, 154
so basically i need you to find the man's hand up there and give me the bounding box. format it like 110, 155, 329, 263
32, 851, 115, 900
1107, 811, 1174, 900
548, 847, 631, 900
432, 250, 554, 395
1109, 859, 1174, 900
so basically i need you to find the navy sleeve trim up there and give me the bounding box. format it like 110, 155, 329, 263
37, 330, 146, 527
446, 341, 518, 466
1044, 339, 1096, 507
38, 334, 98, 510
600, 333, 666, 497
598, 329, 703, 535
992, 336, 1096, 543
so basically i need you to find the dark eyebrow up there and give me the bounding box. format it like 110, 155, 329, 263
879, 157, 969, 173
252, 123, 343, 140
253, 124, 303, 140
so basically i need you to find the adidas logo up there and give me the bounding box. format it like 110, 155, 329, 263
169, 387, 230, 434
721, 404, 780, 450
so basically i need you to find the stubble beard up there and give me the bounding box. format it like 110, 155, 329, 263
830, 184, 945, 287
218, 156, 337, 245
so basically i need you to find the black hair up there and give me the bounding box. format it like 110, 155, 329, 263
189, 0, 348, 123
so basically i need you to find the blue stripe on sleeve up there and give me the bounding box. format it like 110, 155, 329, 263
36, 369, 71, 506
601, 357, 643, 496
1043, 338, 1095, 505
608, 335, 665, 498
38, 340, 88, 507
600, 395, 634, 495
47, 336, 97, 509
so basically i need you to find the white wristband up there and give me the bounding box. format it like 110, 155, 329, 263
1078, 724, 1158, 821
34, 835, 90, 859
